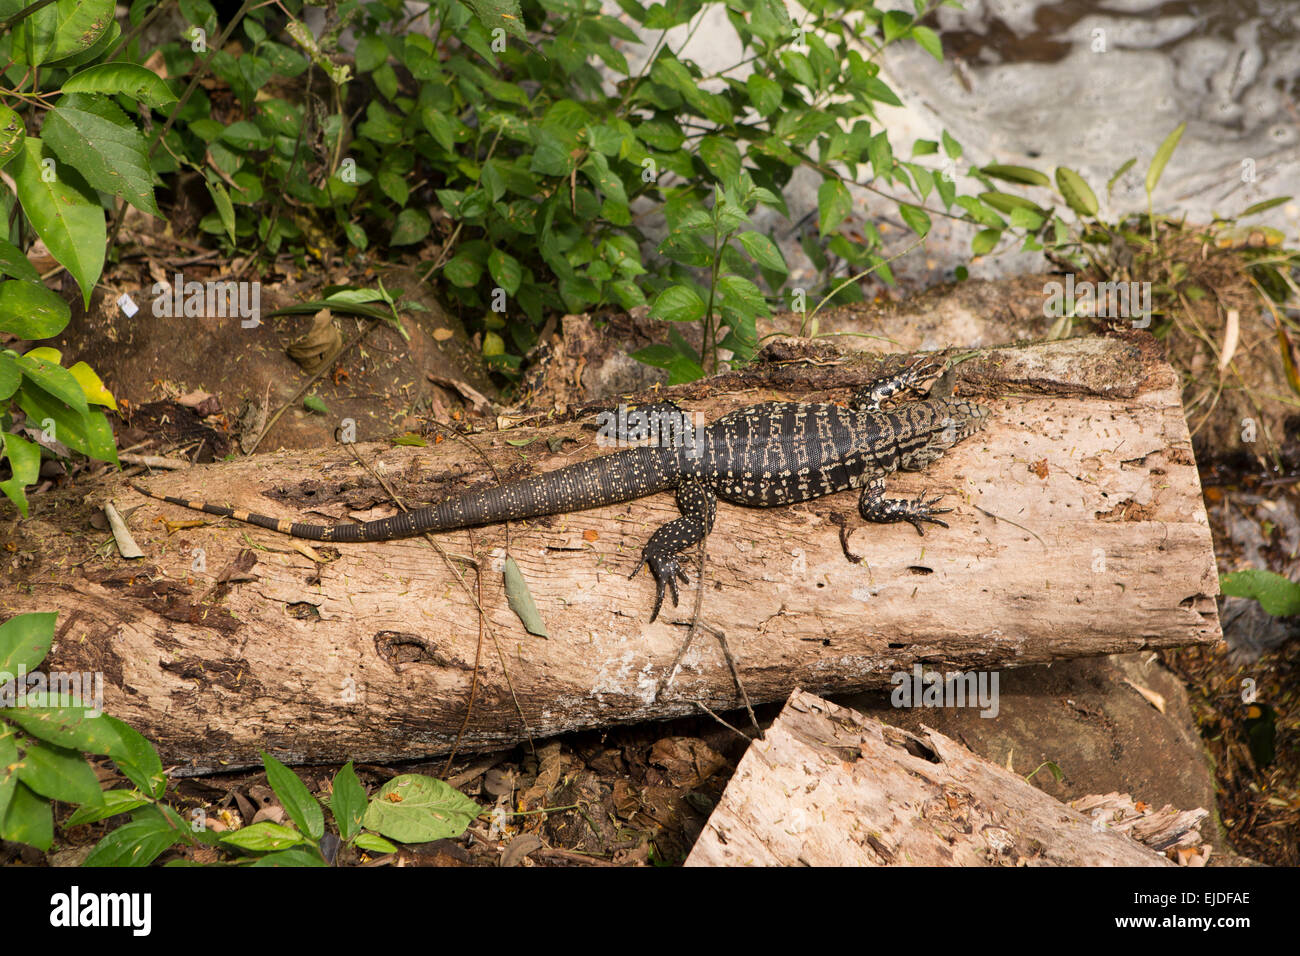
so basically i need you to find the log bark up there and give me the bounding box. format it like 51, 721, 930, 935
5, 334, 1221, 770
685, 690, 1200, 866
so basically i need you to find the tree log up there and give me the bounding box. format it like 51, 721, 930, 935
5, 334, 1220, 770
685, 690, 1197, 866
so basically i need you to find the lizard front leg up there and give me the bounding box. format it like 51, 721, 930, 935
858, 474, 951, 535
851, 357, 943, 411
630, 477, 717, 622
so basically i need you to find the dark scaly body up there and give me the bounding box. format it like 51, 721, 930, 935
131, 363, 989, 620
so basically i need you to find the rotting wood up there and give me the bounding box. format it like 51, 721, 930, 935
685, 690, 1199, 866
5, 334, 1220, 770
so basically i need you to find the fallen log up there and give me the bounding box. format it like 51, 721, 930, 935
5, 334, 1220, 769
685, 690, 1204, 866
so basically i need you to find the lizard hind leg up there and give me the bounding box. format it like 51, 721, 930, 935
858, 475, 951, 535
630, 477, 717, 622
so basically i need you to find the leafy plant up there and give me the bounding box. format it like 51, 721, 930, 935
0, 609, 484, 865
1220, 569, 1300, 618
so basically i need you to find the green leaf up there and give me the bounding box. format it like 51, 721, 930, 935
361, 774, 481, 843
303, 394, 328, 414
390, 208, 430, 246
1055, 167, 1099, 217
1146, 122, 1186, 195
43, 94, 160, 216
735, 231, 788, 274
13, 0, 114, 66
971, 228, 1001, 255
1240, 196, 1291, 218
84, 808, 184, 866
16, 739, 103, 805
0, 612, 56, 672
911, 25, 942, 60
818, 179, 852, 236
648, 285, 706, 323
0, 431, 40, 516
0, 782, 52, 850
0, 104, 25, 170
882, 10, 912, 42
11, 137, 105, 309
981, 164, 1051, 187
941, 129, 962, 160
205, 177, 235, 244
0, 280, 70, 340
979, 191, 1048, 217
99, 715, 165, 798
1107, 157, 1137, 196
717, 274, 767, 316
488, 249, 522, 295
503, 555, 548, 638
899, 203, 931, 236
65, 788, 149, 826
248, 847, 328, 866
62, 64, 177, 109
331, 762, 366, 842
0, 354, 19, 400
354, 831, 398, 854
1220, 569, 1300, 617
746, 74, 783, 116
220, 820, 313, 852
0, 239, 39, 281
443, 251, 482, 288
14, 349, 87, 414
262, 752, 325, 841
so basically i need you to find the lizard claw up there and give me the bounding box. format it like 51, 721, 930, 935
905, 493, 952, 535
631, 552, 687, 622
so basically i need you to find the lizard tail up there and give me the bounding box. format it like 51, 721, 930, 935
128, 444, 678, 543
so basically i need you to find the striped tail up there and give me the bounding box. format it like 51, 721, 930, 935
129, 445, 679, 543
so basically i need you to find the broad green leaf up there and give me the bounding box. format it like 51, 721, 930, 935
16, 739, 103, 805
0, 104, 25, 169
43, 94, 159, 216
735, 231, 787, 273
648, 285, 706, 323
0, 612, 56, 672
83, 808, 183, 866
1055, 167, 1098, 217
979, 191, 1048, 217
15, 349, 86, 414
971, 228, 1001, 255
361, 774, 481, 843
99, 715, 165, 798
818, 179, 852, 236
899, 203, 931, 236
717, 274, 767, 316
331, 762, 366, 842
503, 555, 548, 638
262, 752, 325, 841
981, 164, 1051, 187
303, 394, 328, 414
0, 432, 40, 516
391, 208, 430, 246
0, 354, 20, 400
746, 74, 783, 116
354, 831, 398, 854
220, 820, 313, 852
911, 24, 942, 60
12, 0, 114, 66
488, 249, 522, 295
65, 788, 149, 826
941, 129, 962, 160
0, 239, 39, 281
697, 135, 741, 185
1146, 122, 1186, 195
11, 137, 105, 309
1220, 569, 1300, 617
0, 782, 52, 850
62, 64, 178, 109
1, 703, 119, 752
0, 731, 17, 822
0, 280, 71, 339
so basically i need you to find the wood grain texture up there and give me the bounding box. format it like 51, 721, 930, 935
6, 335, 1220, 770
685, 690, 1188, 866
